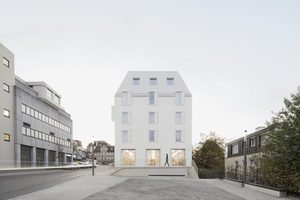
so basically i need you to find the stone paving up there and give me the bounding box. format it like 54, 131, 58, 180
9, 167, 294, 200
84, 178, 243, 200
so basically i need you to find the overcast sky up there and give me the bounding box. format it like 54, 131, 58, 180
1, 0, 300, 147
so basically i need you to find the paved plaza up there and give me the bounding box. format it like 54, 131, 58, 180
85, 178, 242, 200
7, 166, 292, 200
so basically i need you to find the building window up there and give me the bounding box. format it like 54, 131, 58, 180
3, 133, 10, 142
3, 57, 9, 67
147, 149, 160, 166
149, 78, 157, 85
3, 83, 9, 93
25, 106, 30, 115
175, 112, 184, 124
167, 77, 174, 85
171, 149, 185, 166
250, 138, 256, 147
122, 112, 131, 124
149, 130, 158, 143
122, 130, 132, 143
3, 109, 10, 118
121, 149, 135, 166
31, 108, 35, 117
175, 91, 184, 105
175, 130, 184, 143
22, 127, 26, 135
122, 91, 131, 106
149, 92, 157, 105
232, 144, 239, 154
22, 104, 26, 113
149, 112, 158, 124
132, 78, 140, 85
26, 128, 31, 136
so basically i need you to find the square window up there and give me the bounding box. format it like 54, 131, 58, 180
132, 78, 140, 85
3, 57, 9, 67
167, 78, 174, 85
3, 83, 9, 93
149, 78, 157, 85
3, 109, 10, 118
3, 133, 10, 142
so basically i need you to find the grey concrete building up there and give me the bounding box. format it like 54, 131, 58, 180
0, 43, 15, 167
0, 42, 73, 168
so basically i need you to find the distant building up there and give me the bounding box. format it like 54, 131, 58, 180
112, 71, 192, 167
90, 141, 114, 164
0, 42, 73, 168
73, 140, 86, 161
225, 127, 269, 177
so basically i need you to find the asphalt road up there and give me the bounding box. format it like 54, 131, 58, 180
0, 168, 92, 200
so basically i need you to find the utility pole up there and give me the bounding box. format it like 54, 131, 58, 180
241, 130, 247, 187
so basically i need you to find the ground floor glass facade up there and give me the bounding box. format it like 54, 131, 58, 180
171, 149, 185, 166
146, 149, 160, 166
121, 149, 135, 166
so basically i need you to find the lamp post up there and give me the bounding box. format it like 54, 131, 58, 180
92, 136, 95, 176
241, 130, 247, 187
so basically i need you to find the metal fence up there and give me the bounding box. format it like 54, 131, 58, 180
225, 171, 280, 190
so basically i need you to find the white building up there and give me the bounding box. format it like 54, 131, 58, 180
112, 71, 192, 167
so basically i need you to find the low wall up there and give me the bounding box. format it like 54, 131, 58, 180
224, 179, 287, 197
112, 167, 188, 177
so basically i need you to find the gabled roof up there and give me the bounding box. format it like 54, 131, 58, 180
115, 71, 191, 95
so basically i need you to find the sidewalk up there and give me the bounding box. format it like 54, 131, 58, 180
9, 167, 128, 200
201, 179, 291, 200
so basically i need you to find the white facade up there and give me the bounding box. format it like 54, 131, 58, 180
113, 71, 192, 167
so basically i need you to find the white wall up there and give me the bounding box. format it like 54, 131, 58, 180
113, 71, 192, 167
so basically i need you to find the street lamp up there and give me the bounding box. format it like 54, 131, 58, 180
241, 130, 247, 187
92, 136, 95, 176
